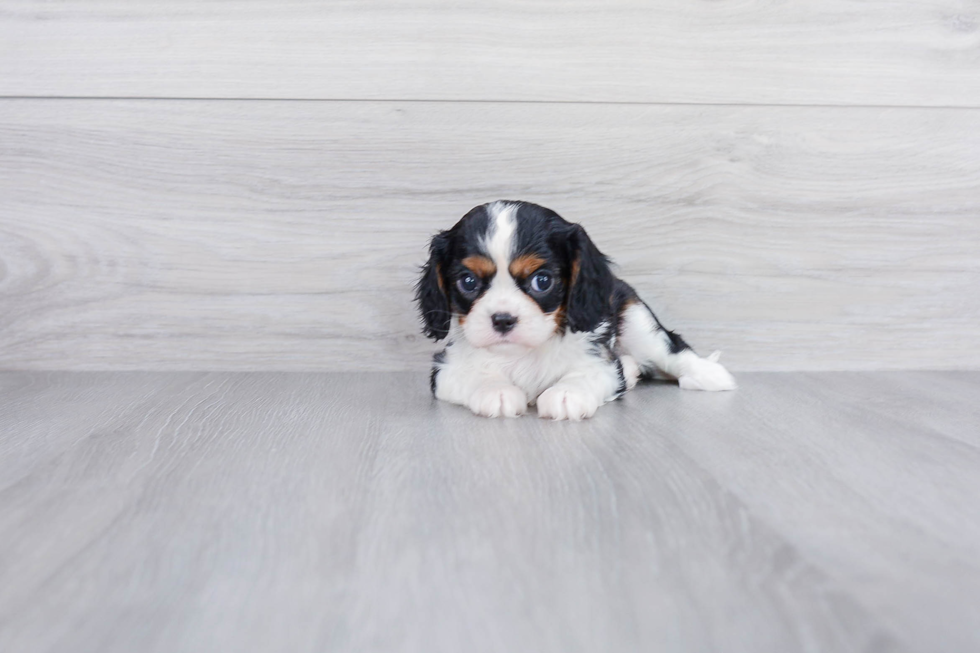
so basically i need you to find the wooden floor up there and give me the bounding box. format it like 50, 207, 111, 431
1, 371, 978, 653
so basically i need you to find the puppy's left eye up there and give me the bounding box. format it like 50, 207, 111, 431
529, 271, 553, 295
457, 273, 481, 297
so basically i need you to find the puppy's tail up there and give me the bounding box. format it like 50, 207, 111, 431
616, 301, 736, 391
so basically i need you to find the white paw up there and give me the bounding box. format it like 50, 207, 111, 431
536, 385, 600, 421
620, 355, 640, 391
467, 384, 528, 418
678, 351, 737, 391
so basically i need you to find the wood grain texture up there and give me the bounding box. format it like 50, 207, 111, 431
1, 1, 979, 106
1, 370, 979, 652
2, 99, 979, 372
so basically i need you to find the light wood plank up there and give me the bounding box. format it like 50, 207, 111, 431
644, 371, 980, 653
0, 371, 206, 493
2, 1, 979, 106
1, 371, 979, 652
1, 99, 979, 372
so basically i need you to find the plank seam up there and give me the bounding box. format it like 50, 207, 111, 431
0, 95, 978, 111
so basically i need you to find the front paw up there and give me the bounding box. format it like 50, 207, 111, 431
678, 351, 737, 391
467, 384, 528, 418
536, 385, 600, 421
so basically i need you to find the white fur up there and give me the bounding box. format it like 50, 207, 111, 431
620, 354, 641, 391
482, 201, 516, 271
537, 382, 601, 421
435, 321, 622, 420
467, 383, 528, 418
616, 303, 736, 391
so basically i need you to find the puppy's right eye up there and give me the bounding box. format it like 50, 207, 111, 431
457, 274, 481, 296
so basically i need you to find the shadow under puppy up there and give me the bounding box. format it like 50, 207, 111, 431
416, 201, 736, 420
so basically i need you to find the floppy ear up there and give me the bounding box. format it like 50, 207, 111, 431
415, 231, 452, 340
564, 224, 614, 333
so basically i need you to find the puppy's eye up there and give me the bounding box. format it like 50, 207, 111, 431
529, 271, 553, 294
457, 274, 481, 296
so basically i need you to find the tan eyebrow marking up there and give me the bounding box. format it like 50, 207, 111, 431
462, 255, 496, 278
509, 254, 546, 279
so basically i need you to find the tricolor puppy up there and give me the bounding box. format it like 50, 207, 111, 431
416, 201, 736, 420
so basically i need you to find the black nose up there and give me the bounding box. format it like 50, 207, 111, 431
491, 312, 518, 334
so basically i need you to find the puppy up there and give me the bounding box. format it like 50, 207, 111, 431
416, 201, 736, 420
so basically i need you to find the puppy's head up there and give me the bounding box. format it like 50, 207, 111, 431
416, 201, 613, 349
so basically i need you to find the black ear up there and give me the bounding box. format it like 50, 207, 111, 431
415, 231, 452, 340
564, 224, 614, 333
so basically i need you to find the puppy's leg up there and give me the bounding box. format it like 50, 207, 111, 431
536, 357, 624, 421
618, 302, 736, 391
431, 345, 528, 418
620, 354, 641, 391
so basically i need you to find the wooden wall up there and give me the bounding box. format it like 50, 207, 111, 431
1, 1, 978, 371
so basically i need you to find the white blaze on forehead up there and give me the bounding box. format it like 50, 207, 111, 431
483, 202, 517, 278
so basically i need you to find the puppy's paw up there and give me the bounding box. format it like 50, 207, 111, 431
536, 385, 600, 421
467, 384, 528, 418
678, 351, 737, 391
620, 355, 640, 391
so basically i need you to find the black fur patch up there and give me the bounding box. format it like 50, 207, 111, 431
562, 224, 615, 333
664, 327, 691, 354
506, 201, 568, 315
415, 231, 452, 340
613, 357, 627, 398
611, 279, 639, 337
415, 205, 494, 340
430, 348, 447, 395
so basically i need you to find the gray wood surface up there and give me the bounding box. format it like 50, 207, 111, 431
1, 371, 978, 652
2, 1, 979, 106
2, 100, 978, 372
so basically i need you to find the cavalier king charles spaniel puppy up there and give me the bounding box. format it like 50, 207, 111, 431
416, 201, 736, 420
